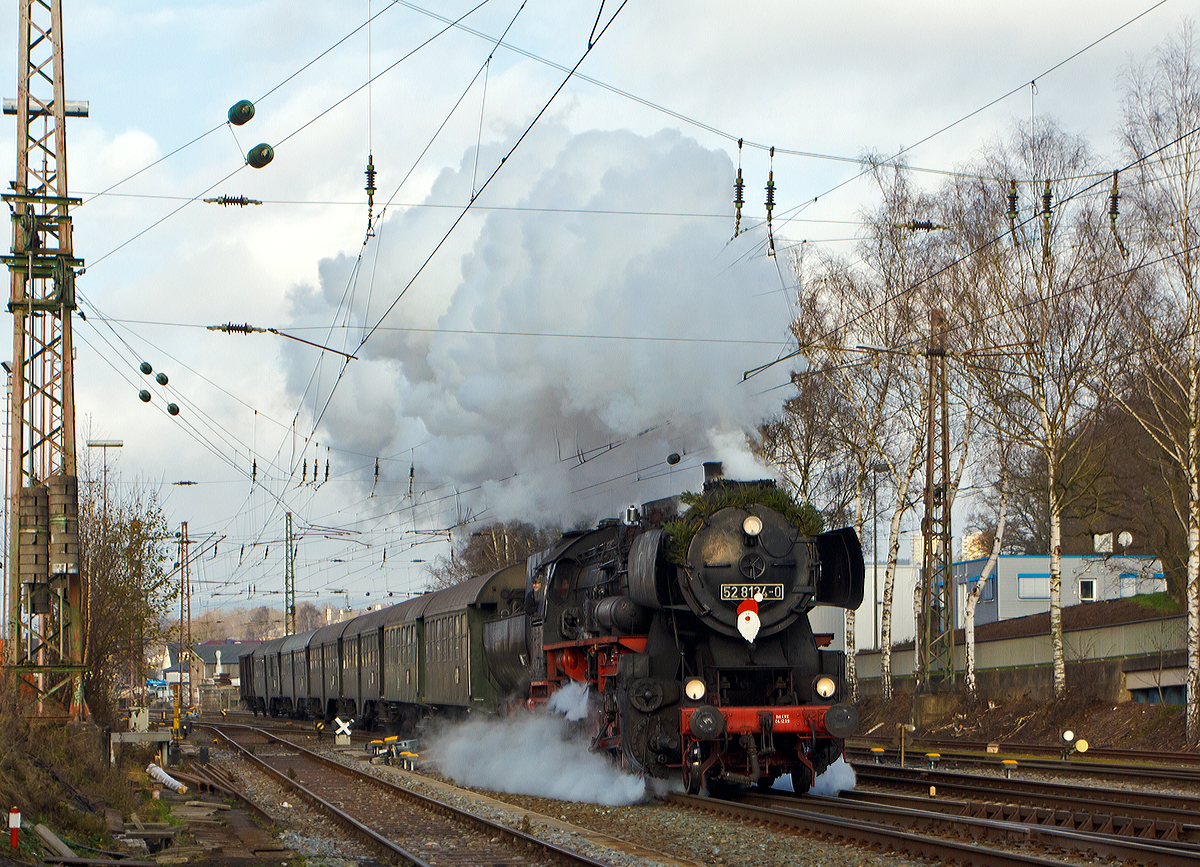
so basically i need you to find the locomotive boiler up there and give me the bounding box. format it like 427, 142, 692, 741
484, 462, 864, 794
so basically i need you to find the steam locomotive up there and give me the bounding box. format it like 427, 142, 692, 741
240, 462, 863, 794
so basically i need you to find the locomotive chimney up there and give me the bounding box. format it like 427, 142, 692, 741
703, 462, 724, 484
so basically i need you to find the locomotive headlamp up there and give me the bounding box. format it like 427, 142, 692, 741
815, 676, 837, 699
742, 515, 763, 537
684, 678, 707, 701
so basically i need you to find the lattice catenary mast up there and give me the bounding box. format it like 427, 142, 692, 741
918, 308, 955, 691
3, 0, 88, 719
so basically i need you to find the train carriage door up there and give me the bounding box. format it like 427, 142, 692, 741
334, 638, 344, 713
283, 652, 292, 710
377, 626, 385, 699
459, 612, 469, 700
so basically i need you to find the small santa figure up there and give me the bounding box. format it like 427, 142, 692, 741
736, 591, 765, 643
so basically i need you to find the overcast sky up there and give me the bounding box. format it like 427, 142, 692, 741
0, 0, 1185, 616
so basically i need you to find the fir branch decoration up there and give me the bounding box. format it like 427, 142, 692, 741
662, 484, 824, 564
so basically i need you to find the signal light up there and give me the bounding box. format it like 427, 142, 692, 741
1061, 728, 1088, 759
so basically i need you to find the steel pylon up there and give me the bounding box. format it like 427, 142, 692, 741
918, 308, 955, 692
285, 512, 295, 635
3, 0, 87, 719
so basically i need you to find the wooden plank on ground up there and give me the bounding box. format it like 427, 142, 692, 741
33, 824, 75, 858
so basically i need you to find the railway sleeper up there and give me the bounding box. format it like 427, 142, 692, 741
964, 802, 1180, 841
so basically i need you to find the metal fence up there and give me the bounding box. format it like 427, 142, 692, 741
197, 684, 240, 712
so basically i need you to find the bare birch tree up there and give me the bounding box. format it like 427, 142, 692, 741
783, 165, 976, 702
1117, 23, 1200, 743
965, 466, 1008, 699
944, 119, 1120, 698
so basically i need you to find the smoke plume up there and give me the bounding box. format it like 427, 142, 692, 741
287, 125, 789, 527
424, 682, 646, 805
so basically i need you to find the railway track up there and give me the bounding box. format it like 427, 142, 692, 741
207, 709, 378, 744
673, 790, 1069, 866
848, 744, 1200, 788
205, 724, 620, 867
853, 762, 1200, 813
676, 786, 1200, 866
850, 737, 1200, 768
205, 713, 1200, 864
845, 776, 1200, 836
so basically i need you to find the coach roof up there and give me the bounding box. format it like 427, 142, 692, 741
422, 563, 524, 618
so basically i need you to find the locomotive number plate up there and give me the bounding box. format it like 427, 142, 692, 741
720, 584, 784, 601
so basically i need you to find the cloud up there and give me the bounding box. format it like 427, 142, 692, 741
286, 124, 789, 526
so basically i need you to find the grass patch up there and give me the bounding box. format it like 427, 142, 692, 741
0, 676, 144, 848
1130, 591, 1182, 615
139, 795, 180, 826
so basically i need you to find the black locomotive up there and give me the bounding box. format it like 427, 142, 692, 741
484, 463, 863, 793
241, 462, 863, 795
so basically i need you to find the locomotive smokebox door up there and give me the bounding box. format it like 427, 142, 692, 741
682, 507, 812, 638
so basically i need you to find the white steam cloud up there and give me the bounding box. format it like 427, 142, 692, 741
424, 682, 647, 805
287, 125, 790, 526
771, 756, 857, 795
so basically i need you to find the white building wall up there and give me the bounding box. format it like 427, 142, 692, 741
853, 615, 1185, 679
809, 563, 920, 653
955, 555, 1164, 628
814, 554, 1163, 655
